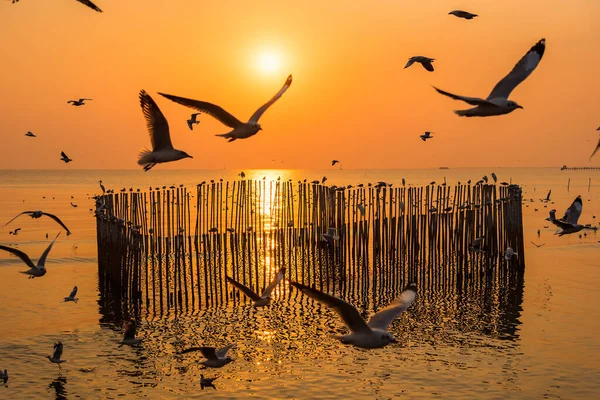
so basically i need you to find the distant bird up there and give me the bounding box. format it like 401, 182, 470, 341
420, 131, 434, 141
180, 344, 235, 368
449, 10, 477, 20
46, 342, 66, 369
5, 210, 71, 235
469, 236, 485, 253
226, 267, 285, 307
187, 113, 201, 130
25, 131, 36, 137
322, 176, 327, 184
99, 180, 106, 194
60, 151, 73, 163
491, 172, 497, 183
0, 369, 7, 385
433, 38, 545, 117
545, 209, 557, 222
137, 90, 193, 172
543, 189, 552, 202
357, 204, 366, 216
504, 247, 518, 260
200, 374, 217, 390
482, 175, 488, 183
67, 98, 92, 106
0, 232, 60, 278
63, 286, 79, 303
238, 171, 246, 179
8, 228, 21, 235
321, 227, 340, 243
331, 159, 340, 166
405, 56, 435, 72
290, 281, 416, 349
590, 136, 600, 159
74, 0, 102, 12
159, 74, 292, 142
530, 241, 546, 248
402, 178, 406, 186
119, 320, 141, 346
70, 202, 78, 208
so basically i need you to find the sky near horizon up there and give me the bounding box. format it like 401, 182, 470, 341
0, 0, 599, 170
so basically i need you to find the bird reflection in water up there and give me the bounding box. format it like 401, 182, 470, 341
48, 375, 67, 400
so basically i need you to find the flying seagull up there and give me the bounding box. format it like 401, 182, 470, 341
60, 151, 72, 163
47, 342, 66, 369
420, 131, 434, 141
449, 10, 477, 20
137, 90, 193, 172
75, 0, 102, 12
5, 210, 71, 235
290, 282, 417, 349
119, 320, 141, 346
226, 267, 285, 307
158, 74, 293, 142
67, 98, 92, 106
25, 131, 36, 137
63, 286, 78, 303
542, 189, 551, 202
331, 159, 340, 166
187, 113, 201, 130
405, 56, 435, 72
0, 232, 60, 278
433, 38, 545, 117
179, 344, 235, 368
550, 195, 597, 236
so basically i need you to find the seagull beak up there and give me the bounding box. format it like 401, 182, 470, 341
188, 155, 194, 159
259, 127, 263, 131
517, 105, 523, 109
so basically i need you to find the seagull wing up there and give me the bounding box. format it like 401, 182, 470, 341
249, 74, 293, 123
78, 98, 93, 102
421, 60, 434, 72
158, 93, 243, 128
61, 151, 69, 159
4, 211, 32, 227
290, 281, 371, 334
404, 58, 416, 69
42, 212, 71, 234
75, 0, 103, 12
69, 286, 78, 298
216, 343, 235, 358
368, 283, 416, 331
139, 90, 173, 151
226, 276, 261, 301
261, 267, 285, 297
564, 196, 582, 225
53, 342, 63, 360
590, 137, 600, 159
432, 87, 492, 106
198, 347, 218, 360
38, 232, 61, 267
487, 38, 545, 100
0, 245, 36, 269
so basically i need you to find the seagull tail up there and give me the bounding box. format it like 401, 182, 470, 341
137, 148, 154, 166
454, 108, 477, 117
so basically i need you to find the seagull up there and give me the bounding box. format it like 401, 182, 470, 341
67, 98, 92, 106
63, 286, 78, 303
491, 172, 497, 183
0, 369, 7, 385
449, 10, 478, 20
60, 151, 73, 163
322, 176, 327, 184
469, 236, 485, 253
5, 210, 71, 235
158, 74, 293, 142
226, 267, 285, 307
420, 131, 434, 141
200, 374, 217, 390
545, 209, 556, 222
530, 241, 546, 248
9, 228, 21, 235
433, 38, 545, 117
291, 282, 416, 349
25, 131, 36, 137
46, 342, 66, 369
74, 0, 102, 12
99, 180, 106, 194
551, 195, 595, 236
119, 320, 141, 346
504, 247, 518, 260
590, 136, 600, 159
239, 171, 246, 179
187, 113, 201, 130
321, 227, 340, 243
0, 232, 60, 278
543, 189, 551, 202
70, 202, 78, 208
331, 159, 340, 166
405, 56, 435, 72
179, 344, 235, 368
357, 204, 366, 216
137, 90, 193, 172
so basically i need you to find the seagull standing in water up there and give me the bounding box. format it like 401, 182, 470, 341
137, 90, 193, 172
119, 320, 141, 346
0, 232, 60, 278
63, 286, 79, 303
405, 56, 435, 72
434, 39, 545, 117
46, 342, 66, 369
5, 210, 71, 235
187, 113, 201, 130
67, 98, 92, 106
449, 10, 478, 19
290, 282, 417, 349
226, 267, 285, 307
159, 74, 293, 142
179, 344, 235, 368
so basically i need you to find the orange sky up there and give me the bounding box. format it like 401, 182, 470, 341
1, 0, 599, 170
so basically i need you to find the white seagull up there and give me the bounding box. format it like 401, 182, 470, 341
420, 131, 434, 141
63, 286, 79, 303
137, 90, 193, 172
187, 113, 201, 130
291, 282, 417, 349
550, 195, 595, 236
5, 210, 71, 235
180, 344, 235, 368
67, 98, 92, 106
46, 342, 66, 369
119, 320, 141, 346
0, 232, 61, 278
25, 131, 36, 137
226, 267, 285, 307
434, 38, 545, 117
158, 74, 293, 142
405, 56, 435, 72
449, 10, 478, 20
504, 247, 518, 260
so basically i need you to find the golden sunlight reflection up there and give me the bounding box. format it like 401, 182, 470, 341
257, 51, 282, 74
255, 329, 276, 343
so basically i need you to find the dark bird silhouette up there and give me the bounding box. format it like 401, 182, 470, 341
5, 210, 71, 235
60, 151, 72, 163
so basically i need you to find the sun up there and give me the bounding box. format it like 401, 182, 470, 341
257, 52, 281, 74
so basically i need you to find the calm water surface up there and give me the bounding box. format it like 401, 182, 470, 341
0, 168, 599, 399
